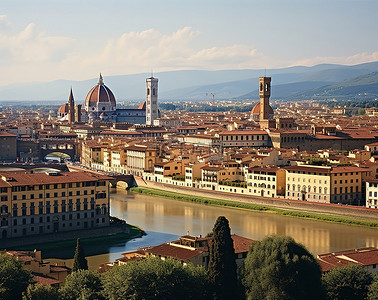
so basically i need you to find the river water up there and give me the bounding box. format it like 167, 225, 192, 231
48, 189, 378, 271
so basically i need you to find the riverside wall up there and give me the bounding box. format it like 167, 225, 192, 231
1, 224, 129, 249
135, 177, 378, 222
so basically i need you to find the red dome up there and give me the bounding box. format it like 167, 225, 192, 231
138, 101, 146, 110
84, 74, 116, 108
250, 102, 273, 115
58, 103, 69, 114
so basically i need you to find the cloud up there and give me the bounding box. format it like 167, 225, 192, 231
73, 27, 266, 76
292, 52, 378, 67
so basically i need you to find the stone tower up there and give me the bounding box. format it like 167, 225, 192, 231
259, 77, 275, 129
68, 87, 75, 124
146, 76, 158, 125
259, 77, 271, 121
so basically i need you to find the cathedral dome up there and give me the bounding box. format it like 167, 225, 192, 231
58, 103, 69, 114
85, 74, 116, 112
250, 102, 274, 120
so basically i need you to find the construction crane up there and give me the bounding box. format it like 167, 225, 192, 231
206, 93, 216, 106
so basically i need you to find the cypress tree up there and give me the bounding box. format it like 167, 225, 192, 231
208, 216, 238, 300
72, 238, 88, 272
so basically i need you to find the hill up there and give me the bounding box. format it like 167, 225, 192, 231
0, 61, 377, 101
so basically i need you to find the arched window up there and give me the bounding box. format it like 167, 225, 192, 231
147, 88, 150, 96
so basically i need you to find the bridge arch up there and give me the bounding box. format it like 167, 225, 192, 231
44, 152, 72, 162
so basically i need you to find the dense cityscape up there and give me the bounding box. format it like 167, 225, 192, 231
1, 0, 378, 299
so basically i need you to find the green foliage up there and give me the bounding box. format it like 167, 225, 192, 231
358, 108, 366, 115
368, 273, 378, 300
102, 256, 209, 300
172, 174, 185, 181
322, 264, 373, 300
208, 216, 239, 300
241, 235, 324, 300
72, 238, 88, 272
59, 270, 103, 300
0, 254, 32, 300
22, 284, 59, 300
130, 187, 378, 228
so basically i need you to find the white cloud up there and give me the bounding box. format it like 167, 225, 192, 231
0, 17, 376, 86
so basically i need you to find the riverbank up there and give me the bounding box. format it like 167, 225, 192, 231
3, 223, 145, 253
130, 186, 378, 228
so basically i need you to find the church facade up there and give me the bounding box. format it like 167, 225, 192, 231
58, 74, 159, 124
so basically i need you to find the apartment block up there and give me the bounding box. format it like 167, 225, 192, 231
0, 171, 111, 240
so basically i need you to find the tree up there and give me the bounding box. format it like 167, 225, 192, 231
72, 238, 88, 272
0, 254, 32, 300
323, 264, 372, 300
22, 284, 59, 300
241, 235, 324, 300
208, 216, 239, 300
102, 256, 209, 300
59, 269, 103, 300
368, 273, 378, 300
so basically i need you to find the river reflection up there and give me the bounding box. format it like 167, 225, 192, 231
111, 190, 378, 256
49, 189, 378, 270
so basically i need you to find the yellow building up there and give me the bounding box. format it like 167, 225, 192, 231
246, 166, 286, 197
285, 165, 365, 204
126, 145, 157, 176
0, 171, 111, 240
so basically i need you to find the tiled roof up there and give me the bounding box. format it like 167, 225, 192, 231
146, 243, 203, 261
317, 247, 378, 272
33, 275, 61, 286
219, 130, 268, 136
0, 171, 112, 186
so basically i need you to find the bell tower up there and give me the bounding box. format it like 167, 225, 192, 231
146, 76, 159, 125
259, 77, 271, 121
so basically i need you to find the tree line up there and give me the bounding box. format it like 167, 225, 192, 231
1, 216, 377, 299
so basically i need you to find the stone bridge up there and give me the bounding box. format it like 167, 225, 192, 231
17, 138, 78, 162
39, 139, 77, 160
67, 165, 137, 189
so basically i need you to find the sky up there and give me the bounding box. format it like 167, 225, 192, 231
0, 0, 377, 86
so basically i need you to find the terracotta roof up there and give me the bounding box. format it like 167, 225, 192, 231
33, 275, 61, 286
0, 132, 17, 137
146, 243, 203, 261
84, 76, 116, 107
250, 102, 274, 115
284, 165, 331, 174
58, 103, 69, 114
219, 130, 268, 136
317, 247, 378, 272
138, 102, 146, 110
0, 171, 112, 186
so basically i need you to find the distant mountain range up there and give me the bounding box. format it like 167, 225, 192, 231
0, 61, 378, 102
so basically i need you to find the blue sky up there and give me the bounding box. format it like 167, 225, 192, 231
0, 0, 377, 85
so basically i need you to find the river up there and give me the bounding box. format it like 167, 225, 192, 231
48, 189, 378, 271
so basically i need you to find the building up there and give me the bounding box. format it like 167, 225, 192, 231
317, 247, 378, 274
366, 179, 378, 208
246, 166, 286, 198
219, 130, 271, 148
1, 250, 71, 286
58, 74, 160, 125
126, 145, 157, 176
285, 165, 365, 204
120, 234, 253, 269
0, 171, 111, 240
0, 132, 17, 162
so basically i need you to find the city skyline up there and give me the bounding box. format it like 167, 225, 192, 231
1, 0, 377, 86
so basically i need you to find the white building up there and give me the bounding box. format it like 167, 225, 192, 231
366, 180, 378, 209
